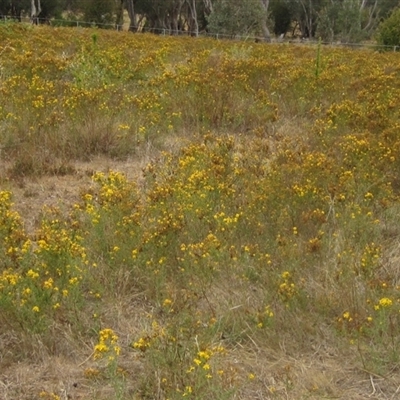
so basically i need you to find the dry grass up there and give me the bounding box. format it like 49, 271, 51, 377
1, 23, 400, 399
1, 153, 399, 400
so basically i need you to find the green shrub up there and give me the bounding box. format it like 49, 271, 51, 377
377, 8, 400, 49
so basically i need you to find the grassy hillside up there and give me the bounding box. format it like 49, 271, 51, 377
0, 23, 400, 399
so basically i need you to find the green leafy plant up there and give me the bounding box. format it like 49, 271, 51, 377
377, 7, 400, 49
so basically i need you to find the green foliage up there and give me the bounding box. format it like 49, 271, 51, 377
377, 0, 400, 18
337, 0, 364, 43
271, 0, 292, 36
0, 0, 10, 15
317, 0, 368, 43
39, 0, 64, 20
0, 0, 30, 17
51, 12, 82, 27
316, 2, 341, 42
83, 0, 116, 28
207, 0, 267, 37
377, 8, 400, 49
282, 0, 323, 38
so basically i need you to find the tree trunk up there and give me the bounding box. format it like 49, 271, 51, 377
187, 0, 199, 36
167, 0, 184, 35
125, 0, 136, 32
203, 0, 213, 15
260, 0, 271, 42
298, 0, 313, 38
31, 0, 41, 24
362, 0, 378, 32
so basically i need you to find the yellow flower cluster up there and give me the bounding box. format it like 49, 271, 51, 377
0, 193, 91, 331
94, 328, 121, 360
278, 271, 297, 302
185, 345, 227, 382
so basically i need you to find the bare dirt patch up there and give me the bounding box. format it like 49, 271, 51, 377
0, 156, 147, 234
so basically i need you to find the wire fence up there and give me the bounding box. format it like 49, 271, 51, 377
0, 14, 399, 52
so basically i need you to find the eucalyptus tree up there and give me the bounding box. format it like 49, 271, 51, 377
30, 0, 42, 22
125, 0, 136, 31
377, 7, 400, 48
270, 0, 292, 36
37, 0, 63, 21
203, 0, 213, 14
134, 0, 182, 33
286, 0, 325, 38
207, 0, 270, 39
3, 0, 30, 20
260, 0, 271, 41
83, 0, 115, 27
316, 0, 385, 43
277, 0, 390, 40
186, 0, 199, 35
0, 0, 10, 15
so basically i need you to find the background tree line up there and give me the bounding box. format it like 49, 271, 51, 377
0, 0, 400, 45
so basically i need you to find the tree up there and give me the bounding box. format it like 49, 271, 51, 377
316, 1, 341, 42
0, 0, 10, 15
271, 0, 292, 36
207, 0, 268, 38
188, 0, 208, 35
316, 0, 381, 43
38, 0, 64, 21
125, 0, 137, 31
62, 0, 81, 12
260, 0, 271, 41
8, 0, 30, 20
377, 7, 400, 49
186, 0, 199, 36
132, 0, 210, 35
337, 0, 364, 42
286, 0, 324, 38
377, 0, 400, 18
31, 0, 41, 23
84, 0, 116, 27
135, 0, 183, 34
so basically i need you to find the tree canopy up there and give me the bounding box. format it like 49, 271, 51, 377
377, 7, 400, 48
0, 0, 399, 43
